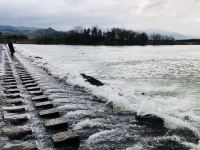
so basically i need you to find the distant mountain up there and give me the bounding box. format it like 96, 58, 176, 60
0, 25, 43, 38
139, 29, 194, 40
0, 25, 58, 39
0, 25, 39, 31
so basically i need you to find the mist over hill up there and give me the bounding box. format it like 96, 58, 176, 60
142, 29, 194, 40
0, 25, 56, 39
0, 25, 196, 40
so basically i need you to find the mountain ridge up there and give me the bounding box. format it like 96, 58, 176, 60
0, 25, 198, 40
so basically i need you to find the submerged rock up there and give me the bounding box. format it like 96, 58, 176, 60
80, 73, 104, 86
135, 114, 164, 129
2, 140, 37, 150
166, 128, 199, 144
151, 139, 190, 150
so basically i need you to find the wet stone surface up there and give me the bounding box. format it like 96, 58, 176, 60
5, 98, 23, 105
2, 126, 32, 139
25, 83, 37, 88
2, 140, 37, 150
44, 117, 68, 130
52, 130, 80, 148
29, 90, 43, 96
5, 82, 17, 86
6, 89, 20, 94
39, 108, 60, 118
32, 95, 48, 102
34, 101, 53, 109
6, 93, 21, 98
4, 113, 28, 124
21, 77, 33, 81
3, 79, 16, 83
23, 80, 36, 85
27, 86, 40, 91
3, 105, 26, 113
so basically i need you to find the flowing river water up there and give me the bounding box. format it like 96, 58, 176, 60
3, 44, 200, 150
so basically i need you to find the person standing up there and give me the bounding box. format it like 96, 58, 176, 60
8, 42, 15, 56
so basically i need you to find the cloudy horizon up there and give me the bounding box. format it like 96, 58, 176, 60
0, 0, 200, 36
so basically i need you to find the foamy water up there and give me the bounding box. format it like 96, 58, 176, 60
15, 44, 200, 139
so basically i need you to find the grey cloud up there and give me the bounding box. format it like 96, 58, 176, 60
0, 0, 199, 35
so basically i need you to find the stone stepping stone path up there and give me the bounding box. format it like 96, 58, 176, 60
52, 130, 80, 148
2, 47, 162, 150
5, 98, 23, 105
2, 125, 32, 139
3, 105, 26, 113
0, 52, 80, 149
44, 117, 68, 130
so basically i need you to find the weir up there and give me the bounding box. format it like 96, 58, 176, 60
0, 44, 198, 150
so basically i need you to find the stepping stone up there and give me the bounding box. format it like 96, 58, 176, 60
21, 77, 33, 81
23, 80, 35, 85
27, 86, 40, 91
20, 73, 31, 76
32, 95, 48, 102
52, 130, 80, 147
5, 75, 14, 78
5, 98, 23, 105
29, 90, 43, 96
39, 108, 59, 118
2, 140, 37, 150
6, 93, 21, 98
5, 71, 13, 74
21, 74, 32, 77
7, 89, 20, 94
17, 69, 26, 71
44, 117, 68, 130
21, 75, 32, 78
5, 72, 13, 74
4, 79, 16, 82
5, 82, 17, 86
21, 78, 33, 81
2, 126, 32, 139
5, 69, 12, 71
3, 77, 15, 80
3, 106, 26, 113
4, 74, 14, 77
35, 101, 53, 109
25, 83, 37, 88
4, 113, 28, 124
19, 71, 28, 73
5, 85, 18, 89
19, 71, 29, 74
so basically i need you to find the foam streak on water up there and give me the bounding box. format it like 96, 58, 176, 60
15, 44, 200, 148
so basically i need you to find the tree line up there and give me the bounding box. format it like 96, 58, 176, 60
34, 26, 176, 45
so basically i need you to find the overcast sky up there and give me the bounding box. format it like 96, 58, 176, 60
0, 0, 200, 36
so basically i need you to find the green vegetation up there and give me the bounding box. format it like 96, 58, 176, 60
2, 26, 200, 45
34, 26, 175, 46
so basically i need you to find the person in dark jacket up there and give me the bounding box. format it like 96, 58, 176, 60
8, 42, 15, 56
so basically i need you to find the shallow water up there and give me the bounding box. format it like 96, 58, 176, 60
15, 44, 200, 149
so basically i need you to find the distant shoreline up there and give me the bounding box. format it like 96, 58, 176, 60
14, 39, 200, 46
1, 26, 200, 46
